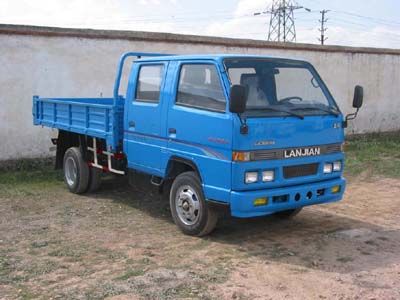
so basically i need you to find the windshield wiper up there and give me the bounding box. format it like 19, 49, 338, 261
248, 107, 304, 120
290, 106, 340, 116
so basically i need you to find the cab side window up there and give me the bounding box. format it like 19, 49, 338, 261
135, 65, 164, 103
176, 64, 226, 112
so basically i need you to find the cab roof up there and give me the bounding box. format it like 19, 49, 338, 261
136, 53, 308, 64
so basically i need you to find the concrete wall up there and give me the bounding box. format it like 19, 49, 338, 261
1, 24, 399, 160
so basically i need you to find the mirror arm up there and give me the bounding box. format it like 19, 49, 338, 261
346, 108, 360, 121
238, 114, 248, 135
343, 108, 360, 128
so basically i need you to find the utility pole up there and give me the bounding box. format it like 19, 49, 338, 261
254, 0, 310, 43
318, 9, 329, 45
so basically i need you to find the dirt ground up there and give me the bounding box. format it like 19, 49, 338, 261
0, 172, 399, 300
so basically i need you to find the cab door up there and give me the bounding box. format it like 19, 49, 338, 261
165, 60, 233, 202
124, 61, 169, 176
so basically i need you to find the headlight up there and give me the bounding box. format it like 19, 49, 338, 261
333, 161, 342, 171
323, 163, 333, 173
262, 170, 274, 182
245, 172, 258, 184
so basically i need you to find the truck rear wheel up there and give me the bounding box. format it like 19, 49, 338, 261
63, 147, 89, 194
274, 208, 302, 219
170, 171, 218, 236
87, 167, 102, 193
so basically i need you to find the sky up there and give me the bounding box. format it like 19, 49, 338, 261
1, 0, 399, 49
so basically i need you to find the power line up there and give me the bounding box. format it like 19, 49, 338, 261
332, 10, 400, 27
329, 17, 400, 39
40, 12, 257, 28
318, 9, 329, 45
5, 3, 400, 48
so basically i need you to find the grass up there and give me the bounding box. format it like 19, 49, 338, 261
0, 132, 398, 189
0, 133, 399, 299
0, 157, 54, 172
0, 165, 63, 197
336, 256, 354, 263
114, 268, 146, 280
163, 282, 212, 299
344, 132, 400, 178
0, 167, 61, 186
0, 256, 12, 280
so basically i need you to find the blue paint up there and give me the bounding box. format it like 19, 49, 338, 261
33, 52, 349, 218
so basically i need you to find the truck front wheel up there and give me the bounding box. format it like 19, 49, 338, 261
63, 147, 90, 194
170, 171, 218, 236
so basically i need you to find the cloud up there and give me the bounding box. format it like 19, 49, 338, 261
324, 25, 400, 48
139, 0, 161, 5
203, 0, 271, 39
0, 0, 398, 49
201, 0, 400, 49
234, 0, 273, 16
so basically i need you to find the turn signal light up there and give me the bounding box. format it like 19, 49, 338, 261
232, 151, 250, 162
331, 185, 341, 194
254, 197, 268, 207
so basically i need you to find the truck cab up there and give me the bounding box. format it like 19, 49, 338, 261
33, 53, 364, 236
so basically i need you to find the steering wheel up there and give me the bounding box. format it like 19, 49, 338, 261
279, 96, 303, 104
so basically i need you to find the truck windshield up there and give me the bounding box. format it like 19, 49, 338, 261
224, 58, 339, 117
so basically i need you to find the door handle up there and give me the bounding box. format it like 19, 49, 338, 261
168, 128, 177, 134
129, 121, 135, 127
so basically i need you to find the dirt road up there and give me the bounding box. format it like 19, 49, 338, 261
0, 173, 399, 299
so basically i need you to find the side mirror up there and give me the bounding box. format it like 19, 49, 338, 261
353, 85, 364, 109
344, 85, 364, 128
229, 85, 247, 114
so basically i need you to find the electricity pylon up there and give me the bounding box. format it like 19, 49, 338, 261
266, 0, 309, 42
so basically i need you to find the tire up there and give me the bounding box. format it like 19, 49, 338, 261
170, 171, 218, 236
63, 147, 90, 194
87, 167, 102, 193
274, 208, 302, 219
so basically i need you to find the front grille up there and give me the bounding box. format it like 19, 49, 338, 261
251, 150, 279, 160
250, 143, 342, 161
325, 144, 342, 154
283, 163, 319, 179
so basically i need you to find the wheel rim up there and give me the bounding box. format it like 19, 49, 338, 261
175, 185, 201, 226
65, 156, 77, 186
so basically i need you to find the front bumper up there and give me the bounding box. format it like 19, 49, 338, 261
230, 177, 346, 218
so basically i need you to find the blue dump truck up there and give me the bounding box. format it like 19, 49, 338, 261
33, 52, 363, 236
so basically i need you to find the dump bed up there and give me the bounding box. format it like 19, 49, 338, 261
33, 96, 124, 151
32, 52, 171, 151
